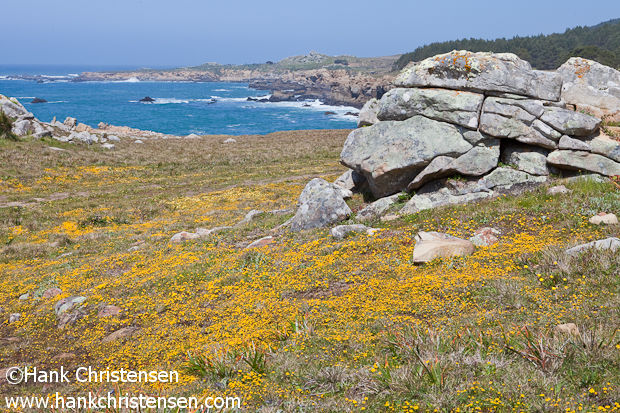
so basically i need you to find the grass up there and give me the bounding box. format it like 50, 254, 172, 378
0, 130, 618, 412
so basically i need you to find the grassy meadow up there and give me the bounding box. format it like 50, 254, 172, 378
0, 130, 618, 412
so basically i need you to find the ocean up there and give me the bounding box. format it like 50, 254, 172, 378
0, 65, 358, 136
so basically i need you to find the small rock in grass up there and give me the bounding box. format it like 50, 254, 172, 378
565, 237, 620, 256
223, 138, 237, 144
98, 305, 122, 318
42, 287, 62, 299
554, 323, 580, 337
134, 139, 144, 144
381, 213, 400, 222
170, 231, 201, 243
102, 327, 140, 343
413, 231, 475, 264
330, 224, 371, 240
589, 212, 618, 225
9, 313, 21, 324
101, 143, 115, 150
469, 227, 501, 247
245, 236, 274, 249
547, 185, 571, 195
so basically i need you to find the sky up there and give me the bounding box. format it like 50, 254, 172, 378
4, 0, 619, 67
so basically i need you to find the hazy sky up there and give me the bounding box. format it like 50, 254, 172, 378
5, 0, 619, 67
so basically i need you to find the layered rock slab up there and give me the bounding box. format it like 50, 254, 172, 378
394, 50, 563, 101
341, 115, 473, 197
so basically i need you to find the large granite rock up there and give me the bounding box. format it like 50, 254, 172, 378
358, 98, 379, 127
341, 116, 473, 197
539, 107, 600, 137
558, 57, 620, 122
377, 88, 483, 128
558, 133, 620, 163
394, 50, 562, 101
479, 167, 547, 190
290, 178, 352, 231
400, 182, 494, 215
547, 150, 620, 176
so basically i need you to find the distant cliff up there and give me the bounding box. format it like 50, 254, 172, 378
76, 52, 400, 108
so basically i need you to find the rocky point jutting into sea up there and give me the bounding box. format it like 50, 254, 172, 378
71, 52, 399, 108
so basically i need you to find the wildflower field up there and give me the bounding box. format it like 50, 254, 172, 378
0, 131, 618, 412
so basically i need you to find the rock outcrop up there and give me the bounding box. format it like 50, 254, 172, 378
289, 178, 352, 231
340, 51, 617, 200
292, 51, 619, 230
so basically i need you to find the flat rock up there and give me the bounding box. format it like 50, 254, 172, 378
482, 97, 544, 123
554, 323, 580, 336
565, 237, 620, 256
412, 231, 475, 264
547, 150, 620, 176
479, 167, 547, 190
102, 327, 140, 343
42, 287, 62, 299
98, 305, 122, 318
539, 107, 600, 137
589, 213, 618, 225
341, 115, 473, 197
245, 235, 275, 249
377, 87, 483, 128
290, 178, 352, 231
400, 186, 493, 215
479, 112, 557, 149
394, 50, 562, 101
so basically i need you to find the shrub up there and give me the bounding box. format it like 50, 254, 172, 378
0, 111, 18, 141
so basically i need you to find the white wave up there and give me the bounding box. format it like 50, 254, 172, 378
133, 97, 217, 104
0, 76, 7, 79
123, 77, 141, 83
213, 89, 229, 92
47, 100, 67, 104
18, 96, 36, 99
68, 73, 79, 77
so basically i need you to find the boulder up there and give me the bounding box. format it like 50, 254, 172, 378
554, 323, 580, 337
479, 167, 547, 190
412, 231, 475, 264
539, 107, 600, 137
63, 117, 77, 128
9, 313, 21, 324
0, 95, 32, 118
31, 97, 47, 104
101, 143, 115, 150
557, 57, 620, 122
400, 185, 493, 215
501, 144, 549, 176
358, 98, 379, 127
42, 287, 62, 299
547, 185, 571, 195
54, 296, 87, 329
290, 178, 352, 231
54, 296, 87, 316
394, 50, 562, 101
377, 88, 483, 129
560, 132, 620, 163
330, 224, 372, 240
341, 116, 473, 197
356, 194, 399, 221
223, 138, 237, 143
469, 227, 500, 247
589, 213, 618, 225
565, 237, 620, 256
547, 150, 620, 176
69, 131, 98, 144
333, 169, 367, 193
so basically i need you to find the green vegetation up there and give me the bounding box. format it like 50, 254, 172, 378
395, 18, 620, 70
0, 112, 17, 141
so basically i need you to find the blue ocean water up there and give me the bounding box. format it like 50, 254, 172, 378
0, 65, 358, 135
